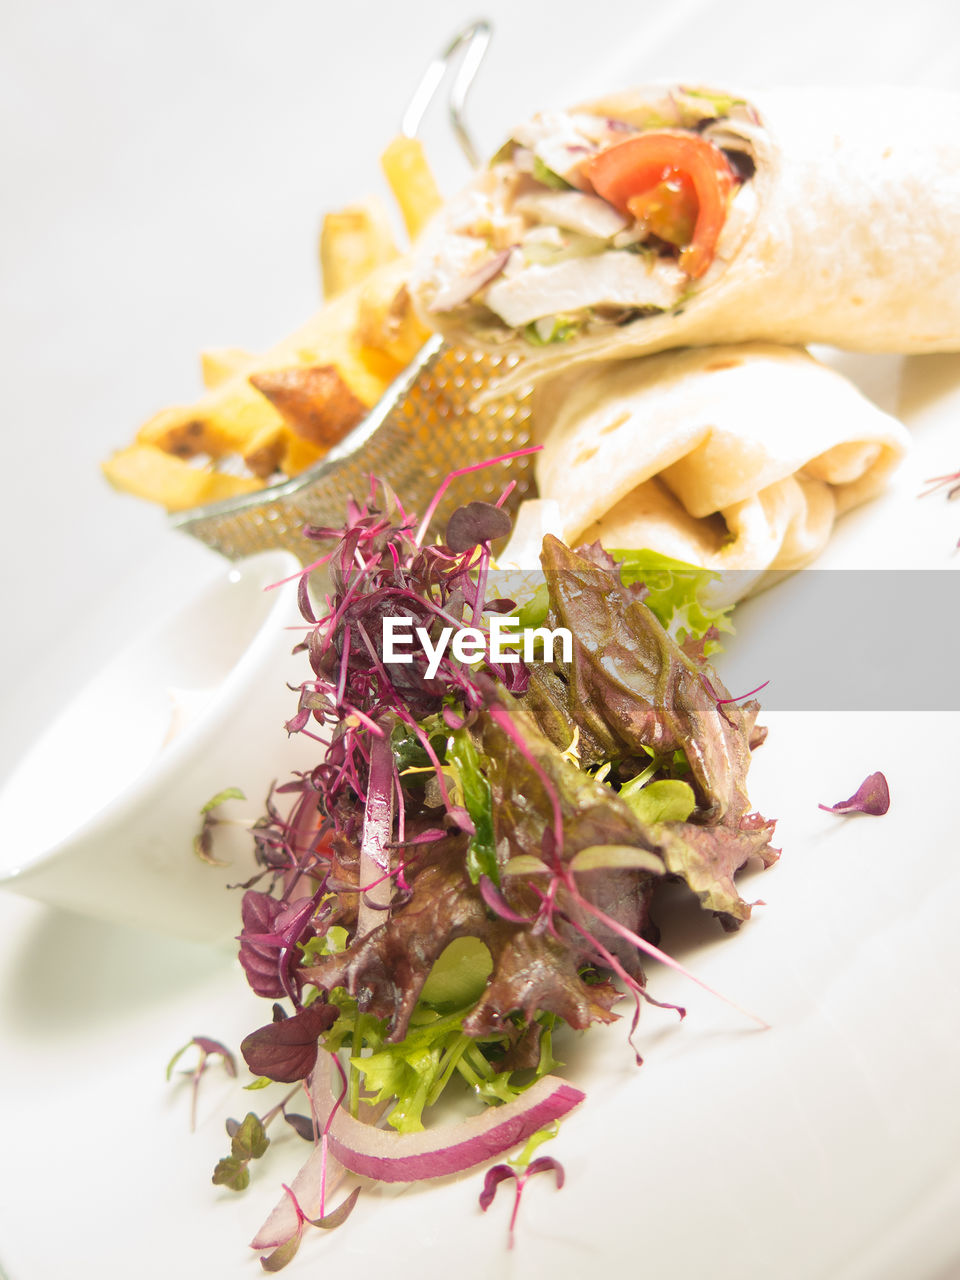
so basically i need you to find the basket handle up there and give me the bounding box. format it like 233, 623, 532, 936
400, 19, 492, 168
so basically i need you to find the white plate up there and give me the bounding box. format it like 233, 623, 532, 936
3, 3, 960, 1278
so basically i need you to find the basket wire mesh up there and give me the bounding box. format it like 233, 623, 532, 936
170, 338, 535, 561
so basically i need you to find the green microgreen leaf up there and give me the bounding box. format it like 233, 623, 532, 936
448, 727, 498, 885
569, 844, 666, 874
165, 1040, 193, 1081
259, 1233, 301, 1272
298, 924, 349, 963
306, 1185, 362, 1230
200, 786, 246, 814
420, 937, 493, 1009
510, 1121, 559, 1170
243, 1076, 274, 1091
231, 1113, 270, 1161
212, 1156, 250, 1192
621, 779, 697, 825
502, 855, 551, 876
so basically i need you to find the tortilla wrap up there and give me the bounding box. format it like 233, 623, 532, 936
528, 343, 909, 578
411, 85, 960, 390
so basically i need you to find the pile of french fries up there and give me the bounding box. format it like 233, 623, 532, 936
103, 138, 441, 511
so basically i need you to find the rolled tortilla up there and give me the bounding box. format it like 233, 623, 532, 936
410, 85, 960, 389
527, 343, 909, 580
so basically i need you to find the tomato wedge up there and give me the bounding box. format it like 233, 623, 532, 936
583, 132, 736, 280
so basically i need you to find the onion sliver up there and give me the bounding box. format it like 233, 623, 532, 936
327, 1074, 585, 1183
250, 1140, 348, 1250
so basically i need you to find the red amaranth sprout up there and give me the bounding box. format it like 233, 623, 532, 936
239, 453, 540, 996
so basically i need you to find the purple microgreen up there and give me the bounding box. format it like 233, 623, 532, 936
445, 500, 513, 552
414, 445, 542, 545
241, 1002, 340, 1084
919, 467, 960, 499
283, 1113, 316, 1142
479, 1153, 566, 1247
257, 1185, 361, 1273
478, 1163, 517, 1212
166, 1035, 236, 1131
479, 874, 535, 925
918, 467, 960, 547
264, 547, 336, 591
819, 771, 890, 816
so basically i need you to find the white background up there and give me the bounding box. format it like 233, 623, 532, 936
2, 2, 960, 1278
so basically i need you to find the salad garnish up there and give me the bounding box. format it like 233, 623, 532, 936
166, 1036, 236, 1132
479, 1143, 565, 1249
194, 786, 246, 866
819, 771, 890, 816
212, 459, 776, 1264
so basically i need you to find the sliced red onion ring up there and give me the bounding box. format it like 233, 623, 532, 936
326, 1073, 584, 1182
428, 249, 512, 313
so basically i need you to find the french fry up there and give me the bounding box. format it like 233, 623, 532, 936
356, 257, 432, 367
249, 365, 368, 449
136, 402, 260, 459
241, 422, 288, 479
102, 444, 261, 512
380, 136, 442, 240
280, 432, 326, 477
134, 280, 397, 463
201, 347, 256, 389
320, 197, 399, 300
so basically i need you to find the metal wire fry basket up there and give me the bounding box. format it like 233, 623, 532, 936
171, 338, 535, 560
171, 21, 535, 562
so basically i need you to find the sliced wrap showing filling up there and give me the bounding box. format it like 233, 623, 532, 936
413, 88, 758, 347
519, 344, 910, 593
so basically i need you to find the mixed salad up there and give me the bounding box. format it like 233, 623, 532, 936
416, 88, 758, 345
210, 461, 779, 1267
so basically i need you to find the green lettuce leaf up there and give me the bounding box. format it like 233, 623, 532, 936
613, 547, 734, 653
447, 727, 498, 885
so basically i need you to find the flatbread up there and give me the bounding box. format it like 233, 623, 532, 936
531, 343, 909, 575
